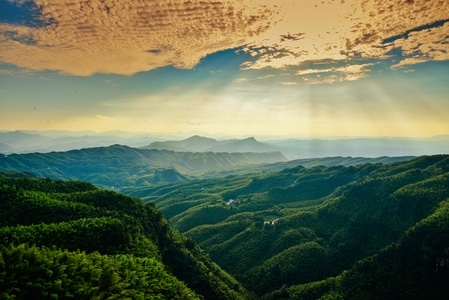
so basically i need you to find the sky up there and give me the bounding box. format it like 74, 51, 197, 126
0, 0, 448, 139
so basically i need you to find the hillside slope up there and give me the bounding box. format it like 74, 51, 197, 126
128, 155, 449, 298
285, 197, 449, 299
0, 145, 286, 188
0, 172, 250, 299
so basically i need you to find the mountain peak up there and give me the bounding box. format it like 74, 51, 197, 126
185, 135, 216, 142
241, 137, 259, 143
142, 135, 278, 153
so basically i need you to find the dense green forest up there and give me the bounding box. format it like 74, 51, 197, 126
125, 155, 449, 299
2, 154, 449, 299
0, 172, 250, 299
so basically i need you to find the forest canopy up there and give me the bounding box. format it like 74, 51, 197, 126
2, 155, 449, 299
0, 172, 249, 299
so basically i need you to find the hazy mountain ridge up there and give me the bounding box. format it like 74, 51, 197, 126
124, 155, 449, 298
0, 130, 156, 154
142, 135, 279, 153
2, 131, 448, 158
205, 155, 415, 177
266, 137, 449, 159
144, 135, 449, 158
0, 142, 16, 154
0, 144, 287, 188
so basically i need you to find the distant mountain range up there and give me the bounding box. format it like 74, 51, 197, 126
0, 130, 156, 154
142, 135, 449, 158
264, 137, 449, 159
142, 135, 279, 153
1, 131, 448, 158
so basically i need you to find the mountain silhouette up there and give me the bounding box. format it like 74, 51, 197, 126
142, 135, 279, 153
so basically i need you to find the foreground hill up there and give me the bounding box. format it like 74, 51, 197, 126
125, 155, 449, 299
0, 172, 250, 299
0, 144, 286, 188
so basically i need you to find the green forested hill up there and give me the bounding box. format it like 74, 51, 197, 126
126, 155, 449, 299
0, 144, 413, 190
0, 145, 286, 188
3, 155, 449, 299
0, 172, 250, 299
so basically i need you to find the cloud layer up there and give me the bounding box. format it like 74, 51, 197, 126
243, 0, 449, 78
0, 0, 448, 78
0, 0, 277, 75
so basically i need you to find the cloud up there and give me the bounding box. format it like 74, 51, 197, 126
277, 81, 297, 86
1, 0, 447, 80
390, 21, 449, 69
103, 79, 119, 87
241, 0, 449, 79
234, 61, 374, 85
0, 0, 277, 75
297, 63, 375, 82
233, 74, 275, 83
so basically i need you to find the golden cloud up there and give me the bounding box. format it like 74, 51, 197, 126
242, 0, 449, 73
1, 0, 447, 78
0, 0, 277, 75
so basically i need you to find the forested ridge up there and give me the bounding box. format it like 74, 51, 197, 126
0, 145, 286, 188
126, 154, 449, 299
2, 155, 449, 299
0, 144, 412, 189
0, 172, 250, 299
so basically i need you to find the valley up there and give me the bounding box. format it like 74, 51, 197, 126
1, 134, 449, 299
123, 155, 449, 298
